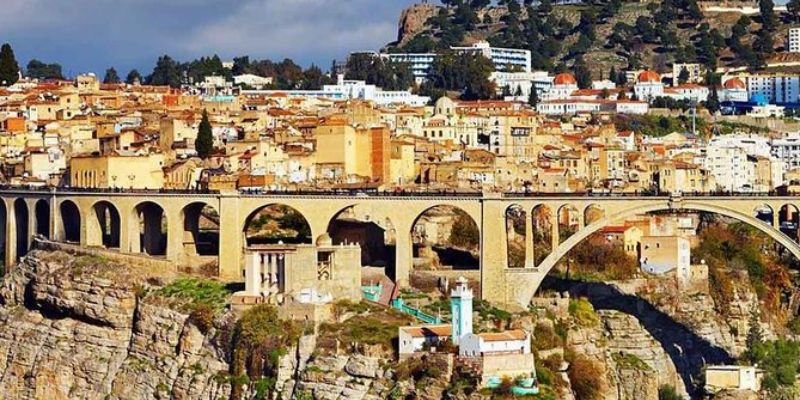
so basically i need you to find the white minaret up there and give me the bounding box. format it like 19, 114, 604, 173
450, 277, 473, 345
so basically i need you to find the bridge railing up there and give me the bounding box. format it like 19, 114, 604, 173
0, 184, 797, 198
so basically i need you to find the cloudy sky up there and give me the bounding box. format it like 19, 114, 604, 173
0, 0, 418, 77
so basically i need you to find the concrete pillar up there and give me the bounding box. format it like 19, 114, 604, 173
480, 200, 508, 305
218, 196, 243, 281
166, 207, 183, 262
25, 199, 36, 250
182, 205, 201, 258
524, 211, 534, 269
48, 195, 57, 241
395, 228, 412, 288
550, 213, 559, 254
120, 206, 138, 254
4, 199, 16, 269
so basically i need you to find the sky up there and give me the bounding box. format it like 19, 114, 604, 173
0, 0, 418, 77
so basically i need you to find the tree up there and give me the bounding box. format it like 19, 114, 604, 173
573, 56, 592, 89
790, 0, 800, 23
677, 67, 690, 84
26, 59, 64, 80
608, 66, 617, 83
103, 67, 120, 84
0, 43, 20, 86
147, 55, 182, 87
126, 69, 142, 85
745, 307, 764, 363
528, 86, 539, 107
196, 110, 214, 159
759, 0, 777, 31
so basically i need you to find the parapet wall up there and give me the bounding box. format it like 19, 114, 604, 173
32, 238, 176, 274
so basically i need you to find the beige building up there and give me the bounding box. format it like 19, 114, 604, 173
656, 161, 715, 194
70, 152, 165, 189
239, 234, 362, 305
705, 365, 762, 394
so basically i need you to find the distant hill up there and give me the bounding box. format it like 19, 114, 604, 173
387, 1, 800, 80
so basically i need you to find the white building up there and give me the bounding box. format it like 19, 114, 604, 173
398, 324, 452, 359
672, 63, 704, 84
640, 236, 691, 275
451, 41, 532, 73
459, 330, 531, 357
704, 144, 756, 192
233, 74, 274, 89
242, 75, 430, 106
490, 70, 551, 98
375, 41, 532, 82
720, 78, 749, 102
745, 74, 800, 104
664, 84, 709, 102
789, 27, 800, 53
771, 133, 800, 170
634, 70, 664, 101
709, 134, 771, 158
705, 365, 763, 394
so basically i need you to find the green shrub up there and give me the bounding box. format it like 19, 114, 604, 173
658, 385, 682, 400
568, 298, 599, 327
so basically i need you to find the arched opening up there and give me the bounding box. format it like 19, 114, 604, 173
92, 201, 121, 248
584, 204, 604, 227
327, 205, 396, 276
60, 200, 81, 243
779, 204, 799, 242
34, 200, 50, 238
506, 204, 527, 269
182, 202, 220, 257
14, 199, 29, 258
243, 204, 312, 246
134, 202, 167, 256
411, 205, 480, 294
532, 204, 553, 266
558, 204, 580, 244
754, 204, 774, 226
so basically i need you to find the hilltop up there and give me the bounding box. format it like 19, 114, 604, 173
388, 0, 800, 79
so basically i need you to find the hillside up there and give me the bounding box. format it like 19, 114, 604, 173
388, 1, 799, 80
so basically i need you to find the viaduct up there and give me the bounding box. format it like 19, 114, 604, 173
1, 188, 799, 307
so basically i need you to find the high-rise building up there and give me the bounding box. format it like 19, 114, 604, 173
788, 27, 800, 53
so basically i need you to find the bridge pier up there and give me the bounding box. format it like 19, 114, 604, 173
218, 196, 242, 281
166, 207, 183, 262
4, 198, 15, 269
524, 211, 534, 268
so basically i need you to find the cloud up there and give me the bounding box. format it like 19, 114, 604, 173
0, 0, 412, 74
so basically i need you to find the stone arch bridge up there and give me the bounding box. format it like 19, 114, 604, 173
1, 188, 798, 307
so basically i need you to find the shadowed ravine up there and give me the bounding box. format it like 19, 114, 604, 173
541, 276, 734, 398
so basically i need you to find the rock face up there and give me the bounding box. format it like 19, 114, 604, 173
396, 3, 440, 46
0, 252, 230, 400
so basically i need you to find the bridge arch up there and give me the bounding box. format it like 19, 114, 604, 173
537, 200, 800, 281
410, 204, 481, 273
88, 201, 121, 248
242, 203, 312, 247
506, 204, 527, 269
14, 199, 30, 258
132, 201, 167, 256
754, 204, 774, 226
34, 199, 50, 238
531, 204, 554, 266
181, 202, 220, 258
59, 200, 82, 243
584, 204, 604, 227
778, 204, 800, 241
326, 203, 396, 270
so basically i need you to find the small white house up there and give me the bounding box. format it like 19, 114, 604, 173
459, 330, 530, 357
398, 324, 452, 359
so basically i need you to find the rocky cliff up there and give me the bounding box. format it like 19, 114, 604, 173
0, 251, 231, 400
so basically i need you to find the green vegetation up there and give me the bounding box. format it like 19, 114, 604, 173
560, 231, 638, 281
533, 322, 562, 350
196, 109, 214, 159
474, 299, 512, 325
0, 43, 20, 86
694, 221, 792, 315
566, 351, 604, 400
568, 298, 600, 327
611, 352, 650, 371
345, 53, 414, 91
247, 205, 311, 243
449, 209, 480, 250
26, 59, 63, 80
420, 51, 495, 101
103, 67, 120, 84
318, 305, 412, 352
658, 385, 683, 400
155, 277, 231, 332
230, 305, 300, 400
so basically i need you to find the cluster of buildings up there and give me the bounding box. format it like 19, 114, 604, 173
5, 71, 800, 196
